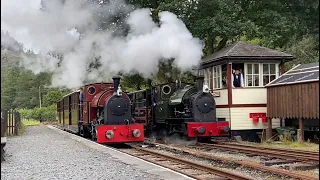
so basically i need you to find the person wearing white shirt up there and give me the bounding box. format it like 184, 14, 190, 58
232, 67, 244, 88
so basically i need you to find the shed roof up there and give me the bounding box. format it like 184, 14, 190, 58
265, 62, 319, 87
201, 41, 294, 64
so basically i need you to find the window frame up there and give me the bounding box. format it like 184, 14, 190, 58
262, 63, 277, 86
213, 65, 223, 90
244, 63, 279, 87
244, 63, 260, 87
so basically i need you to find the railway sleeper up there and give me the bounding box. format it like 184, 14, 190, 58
284, 163, 319, 171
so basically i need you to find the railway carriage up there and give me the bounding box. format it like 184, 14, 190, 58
57, 76, 144, 144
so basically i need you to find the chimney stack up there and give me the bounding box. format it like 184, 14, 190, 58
195, 75, 204, 91
112, 75, 121, 94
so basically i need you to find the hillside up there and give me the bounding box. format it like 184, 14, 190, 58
1, 50, 22, 68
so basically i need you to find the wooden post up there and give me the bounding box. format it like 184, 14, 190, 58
298, 118, 304, 142
266, 118, 273, 141
227, 63, 232, 107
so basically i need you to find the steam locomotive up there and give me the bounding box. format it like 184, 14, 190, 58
127, 76, 230, 141
57, 76, 144, 144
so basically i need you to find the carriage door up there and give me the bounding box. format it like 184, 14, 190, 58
69, 96, 72, 125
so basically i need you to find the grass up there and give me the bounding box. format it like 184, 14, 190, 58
259, 141, 319, 152
22, 119, 41, 126
239, 137, 319, 152
17, 119, 42, 136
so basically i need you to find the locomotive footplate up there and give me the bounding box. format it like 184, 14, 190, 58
96, 124, 144, 144
186, 122, 230, 138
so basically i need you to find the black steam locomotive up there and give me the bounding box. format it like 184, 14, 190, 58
127, 76, 230, 141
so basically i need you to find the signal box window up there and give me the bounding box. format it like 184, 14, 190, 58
263, 64, 276, 85
245, 63, 260, 87
213, 66, 221, 89
204, 68, 212, 89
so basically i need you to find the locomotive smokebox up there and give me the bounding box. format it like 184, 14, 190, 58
195, 75, 205, 91
112, 75, 121, 93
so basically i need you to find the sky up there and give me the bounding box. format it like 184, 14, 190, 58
1, 0, 42, 52
1, 0, 203, 88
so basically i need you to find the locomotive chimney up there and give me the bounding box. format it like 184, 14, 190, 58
112, 75, 121, 94
195, 75, 204, 91
147, 78, 152, 88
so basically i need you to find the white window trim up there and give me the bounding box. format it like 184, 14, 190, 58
244, 63, 280, 87
262, 63, 277, 86
213, 65, 223, 90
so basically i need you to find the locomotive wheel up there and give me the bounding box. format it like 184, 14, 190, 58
80, 125, 91, 138
91, 127, 97, 141
165, 133, 181, 144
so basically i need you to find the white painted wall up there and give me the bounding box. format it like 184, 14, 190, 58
212, 89, 228, 105
232, 88, 267, 104
230, 107, 280, 130
216, 107, 230, 123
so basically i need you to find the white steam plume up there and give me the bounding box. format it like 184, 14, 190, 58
1, 0, 203, 89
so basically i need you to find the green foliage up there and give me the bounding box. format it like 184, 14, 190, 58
43, 89, 64, 107
120, 71, 147, 91
283, 35, 319, 71
19, 105, 57, 122
22, 119, 41, 126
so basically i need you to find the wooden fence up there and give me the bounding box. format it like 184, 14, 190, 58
1, 109, 21, 136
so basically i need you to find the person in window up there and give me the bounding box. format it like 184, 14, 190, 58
232, 67, 244, 88
79, 87, 84, 122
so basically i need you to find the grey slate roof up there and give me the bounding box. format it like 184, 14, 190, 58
202, 41, 294, 64
265, 62, 319, 87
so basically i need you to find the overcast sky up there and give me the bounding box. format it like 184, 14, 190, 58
1, 0, 41, 52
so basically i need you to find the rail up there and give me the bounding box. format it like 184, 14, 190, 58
146, 142, 318, 180
198, 143, 319, 163
128, 145, 253, 180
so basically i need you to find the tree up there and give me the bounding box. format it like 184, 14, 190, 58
120, 71, 146, 91
283, 35, 319, 70
43, 89, 64, 107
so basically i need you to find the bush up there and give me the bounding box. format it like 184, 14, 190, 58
19, 105, 57, 122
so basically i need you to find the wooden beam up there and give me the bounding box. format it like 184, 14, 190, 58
298, 118, 304, 143
227, 63, 232, 107
266, 118, 273, 141
281, 63, 285, 74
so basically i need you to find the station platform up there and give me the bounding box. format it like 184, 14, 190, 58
1, 125, 193, 180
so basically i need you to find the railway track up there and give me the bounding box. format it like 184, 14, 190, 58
143, 142, 318, 180
53, 126, 318, 180
122, 144, 254, 180
197, 142, 319, 163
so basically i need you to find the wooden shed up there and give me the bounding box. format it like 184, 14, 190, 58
265, 62, 319, 142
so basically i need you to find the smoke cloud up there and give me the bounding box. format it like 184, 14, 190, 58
1, 0, 203, 88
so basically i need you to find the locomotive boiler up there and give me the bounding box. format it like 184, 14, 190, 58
57, 76, 144, 144
128, 76, 230, 141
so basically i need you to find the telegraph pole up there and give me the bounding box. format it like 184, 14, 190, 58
39, 86, 42, 108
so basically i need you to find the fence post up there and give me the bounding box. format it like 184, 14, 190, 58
2, 110, 8, 136
14, 111, 21, 136
1, 110, 8, 162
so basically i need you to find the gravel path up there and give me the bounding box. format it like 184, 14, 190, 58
1, 126, 163, 180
